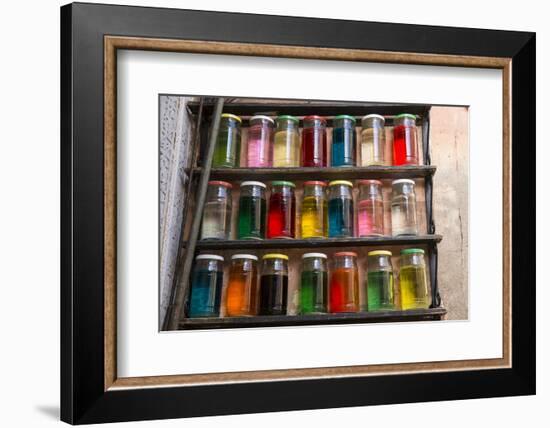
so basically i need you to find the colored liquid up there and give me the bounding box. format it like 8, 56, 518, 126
400, 265, 430, 309
300, 271, 328, 314
366, 270, 395, 311
273, 130, 300, 167
259, 274, 288, 315
357, 198, 384, 237
201, 200, 231, 240
329, 268, 359, 313
328, 198, 354, 237
301, 127, 327, 167
188, 269, 223, 317
332, 127, 356, 167
393, 125, 418, 165
360, 128, 385, 166
247, 124, 272, 167
267, 192, 295, 238
213, 126, 240, 167
301, 196, 328, 238
391, 196, 418, 236
238, 196, 266, 239
226, 264, 258, 317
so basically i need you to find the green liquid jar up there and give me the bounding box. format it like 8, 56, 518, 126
237, 181, 266, 240
365, 250, 395, 311
300, 253, 328, 314
212, 113, 241, 168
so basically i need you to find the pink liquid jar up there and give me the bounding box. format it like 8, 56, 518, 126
246, 115, 274, 167
357, 179, 385, 237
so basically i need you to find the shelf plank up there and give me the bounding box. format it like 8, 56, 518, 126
179, 308, 447, 330
193, 165, 436, 181
194, 235, 442, 251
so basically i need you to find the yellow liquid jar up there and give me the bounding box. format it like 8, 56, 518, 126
399, 248, 431, 309
301, 181, 328, 238
273, 115, 300, 167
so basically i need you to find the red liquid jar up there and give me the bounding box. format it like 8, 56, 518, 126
393, 114, 419, 165
301, 115, 327, 167
267, 181, 296, 239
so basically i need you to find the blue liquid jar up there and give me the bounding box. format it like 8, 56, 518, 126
187, 254, 224, 317
328, 180, 354, 237
331, 115, 357, 167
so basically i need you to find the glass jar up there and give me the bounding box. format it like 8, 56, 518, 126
331, 115, 357, 167
360, 114, 386, 166
201, 181, 232, 240
328, 180, 354, 238
267, 181, 296, 239
237, 181, 266, 240
187, 254, 224, 317
259, 254, 289, 315
301, 115, 327, 167
273, 115, 300, 167
329, 252, 359, 313
212, 113, 241, 168
246, 115, 274, 167
226, 254, 259, 317
366, 250, 395, 311
301, 181, 328, 239
391, 179, 418, 236
399, 248, 430, 309
300, 253, 328, 314
357, 179, 384, 237
393, 114, 419, 165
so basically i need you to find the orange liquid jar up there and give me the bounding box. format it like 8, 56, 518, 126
329, 252, 359, 313
225, 254, 259, 317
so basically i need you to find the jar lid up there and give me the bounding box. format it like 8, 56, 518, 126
329, 180, 353, 187
241, 181, 266, 188
208, 180, 233, 188
358, 179, 382, 186
231, 254, 259, 261
361, 114, 385, 122
392, 179, 415, 185
304, 180, 328, 187
303, 115, 327, 124
333, 114, 357, 123
368, 250, 392, 257
195, 254, 224, 261
221, 113, 242, 123
401, 248, 425, 255
276, 115, 299, 124
394, 113, 417, 120
262, 253, 289, 260
334, 251, 357, 257
302, 252, 328, 259
250, 115, 275, 124
271, 180, 296, 188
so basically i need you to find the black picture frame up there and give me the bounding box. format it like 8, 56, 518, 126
61, 2, 535, 424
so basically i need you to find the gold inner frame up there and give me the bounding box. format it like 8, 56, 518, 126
104, 35, 512, 391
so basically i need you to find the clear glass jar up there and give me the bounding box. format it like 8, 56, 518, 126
328, 180, 354, 238
237, 181, 266, 240
393, 114, 419, 165
329, 252, 359, 313
273, 115, 300, 167
357, 179, 384, 237
212, 113, 241, 168
301, 115, 327, 167
300, 253, 328, 314
226, 254, 259, 317
267, 181, 296, 239
391, 179, 418, 236
399, 248, 430, 309
366, 250, 395, 311
360, 114, 386, 166
246, 115, 274, 167
201, 181, 232, 240
259, 254, 289, 315
187, 254, 224, 317
331, 115, 357, 167
301, 181, 328, 239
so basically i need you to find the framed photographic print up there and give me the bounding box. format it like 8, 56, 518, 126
61, 2, 536, 424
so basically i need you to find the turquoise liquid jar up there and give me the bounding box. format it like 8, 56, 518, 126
187, 254, 224, 317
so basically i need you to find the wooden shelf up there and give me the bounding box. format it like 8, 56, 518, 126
179, 308, 447, 330
194, 235, 442, 251
193, 165, 436, 181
